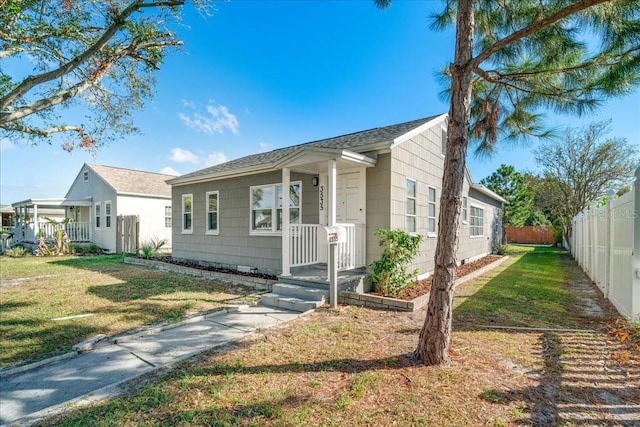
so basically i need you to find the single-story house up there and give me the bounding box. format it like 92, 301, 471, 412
12, 163, 174, 253
1, 205, 16, 229
167, 114, 506, 281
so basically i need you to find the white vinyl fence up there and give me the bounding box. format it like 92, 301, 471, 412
571, 167, 640, 320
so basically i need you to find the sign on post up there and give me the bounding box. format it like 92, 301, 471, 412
324, 226, 346, 244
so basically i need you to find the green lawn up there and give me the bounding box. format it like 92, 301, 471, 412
35, 245, 633, 427
0, 255, 257, 369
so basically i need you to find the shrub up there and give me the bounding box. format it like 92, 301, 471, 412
70, 244, 104, 255
369, 229, 422, 297
138, 236, 168, 259
4, 246, 28, 257
492, 240, 507, 255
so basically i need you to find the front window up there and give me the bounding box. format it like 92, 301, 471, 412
251, 182, 301, 233
470, 206, 484, 237
182, 194, 192, 233
206, 191, 219, 234
95, 203, 101, 228
406, 178, 416, 233
165, 205, 172, 227
428, 186, 437, 236
105, 201, 112, 228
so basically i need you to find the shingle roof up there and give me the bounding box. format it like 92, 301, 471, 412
172, 115, 442, 182
88, 164, 173, 197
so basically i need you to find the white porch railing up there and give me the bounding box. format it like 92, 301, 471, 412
17, 221, 91, 243
289, 223, 366, 271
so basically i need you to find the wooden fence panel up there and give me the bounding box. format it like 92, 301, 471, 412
116, 215, 139, 254
505, 226, 554, 244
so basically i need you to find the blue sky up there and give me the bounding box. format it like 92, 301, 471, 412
1, 0, 638, 205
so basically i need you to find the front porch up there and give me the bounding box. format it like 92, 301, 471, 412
277, 146, 376, 279
11, 198, 93, 245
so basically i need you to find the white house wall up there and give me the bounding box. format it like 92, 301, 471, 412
117, 195, 172, 250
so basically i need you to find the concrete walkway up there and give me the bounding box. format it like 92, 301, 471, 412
0, 305, 303, 426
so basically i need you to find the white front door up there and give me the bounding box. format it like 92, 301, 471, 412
336, 170, 365, 224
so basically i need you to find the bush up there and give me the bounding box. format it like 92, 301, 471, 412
138, 236, 168, 259
4, 246, 28, 257
492, 240, 507, 255
70, 244, 104, 255
369, 229, 422, 297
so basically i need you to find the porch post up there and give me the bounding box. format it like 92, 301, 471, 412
282, 167, 291, 276
33, 204, 39, 240
328, 159, 338, 309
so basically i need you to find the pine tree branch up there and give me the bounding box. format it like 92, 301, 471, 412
472, 0, 611, 68
0, 38, 182, 125
0, 0, 183, 111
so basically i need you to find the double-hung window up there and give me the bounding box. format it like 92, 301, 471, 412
182, 194, 193, 233
427, 186, 437, 236
105, 201, 112, 228
94, 202, 101, 228
165, 206, 172, 227
406, 178, 416, 233
251, 182, 301, 233
206, 191, 219, 234
470, 205, 484, 237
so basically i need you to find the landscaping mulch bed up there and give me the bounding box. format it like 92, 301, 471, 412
373, 254, 502, 301
150, 256, 278, 280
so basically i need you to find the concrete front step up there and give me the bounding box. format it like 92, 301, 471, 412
279, 274, 370, 293
271, 283, 329, 301
259, 282, 330, 312
259, 293, 324, 312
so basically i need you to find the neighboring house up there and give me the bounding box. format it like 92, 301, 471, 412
12, 164, 174, 253
1, 205, 16, 229
167, 114, 507, 280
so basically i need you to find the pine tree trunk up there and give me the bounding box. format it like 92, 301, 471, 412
415, 0, 475, 366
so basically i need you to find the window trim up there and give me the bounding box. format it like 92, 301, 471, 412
182, 194, 193, 234
94, 202, 101, 229
406, 178, 417, 234
462, 196, 468, 224
205, 191, 220, 235
250, 181, 301, 235
105, 201, 112, 228
441, 127, 447, 157
427, 186, 437, 237
470, 204, 485, 238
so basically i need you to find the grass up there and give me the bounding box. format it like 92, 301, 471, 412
9, 245, 639, 426
0, 254, 257, 368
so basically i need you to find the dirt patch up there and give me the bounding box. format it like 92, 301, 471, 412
372, 255, 502, 300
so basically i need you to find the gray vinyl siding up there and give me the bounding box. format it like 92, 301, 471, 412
365, 153, 391, 266
457, 187, 502, 262
389, 124, 445, 275
387, 123, 503, 277
171, 171, 318, 275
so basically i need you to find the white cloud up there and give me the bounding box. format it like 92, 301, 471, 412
178, 101, 239, 136
169, 147, 200, 164
181, 99, 196, 109
0, 139, 14, 151
160, 166, 180, 176
258, 142, 271, 152
205, 152, 228, 167
168, 147, 228, 168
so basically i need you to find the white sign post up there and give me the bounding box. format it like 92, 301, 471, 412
323, 226, 346, 309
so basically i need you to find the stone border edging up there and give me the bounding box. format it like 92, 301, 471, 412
123, 257, 277, 290
339, 255, 510, 312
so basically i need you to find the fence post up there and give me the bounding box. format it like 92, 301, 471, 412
606, 190, 615, 300
632, 165, 640, 320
